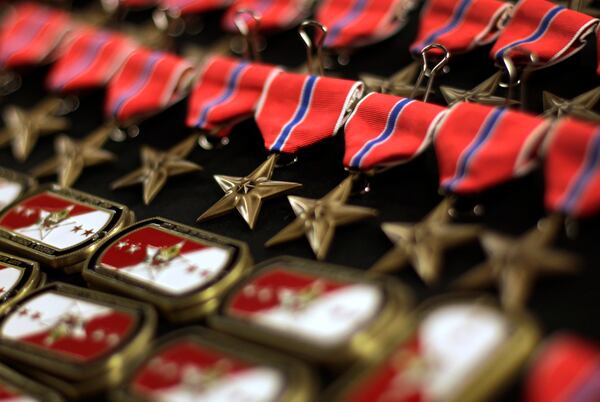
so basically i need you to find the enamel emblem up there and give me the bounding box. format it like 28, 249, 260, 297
326, 295, 539, 402
0, 283, 156, 398
84, 217, 252, 321
113, 327, 315, 402
209, 256, 412, 364
0, 185, 133, 271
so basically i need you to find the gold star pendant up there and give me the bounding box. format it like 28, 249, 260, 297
30, 123, 116, 188
111, 135, 202, 205
454, 214, 579, 311
265, 176, 378, 260
360, 62, 426, 98
196, 154, 302, 229
0, 98, 70, 161
542, 87, 600, 122
370, 198, 480, 285
440, 71, 515, 107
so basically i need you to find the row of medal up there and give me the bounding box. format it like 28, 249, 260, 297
0, 181, 552, 401
1, 0, 600, 401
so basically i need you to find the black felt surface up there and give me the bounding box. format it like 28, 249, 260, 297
2, 1, 600, 400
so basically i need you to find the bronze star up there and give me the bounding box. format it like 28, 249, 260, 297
0, 98, 70, 162
265, 176, 378, 260
196, 154, 302, 229
542, 87, 600, 122
360, 62, 426, 98
440, 71, 516, 107
30, 123, 117, 188
454, 214, 579, 311
370, 198, 480, 285
111, 135, 202, 205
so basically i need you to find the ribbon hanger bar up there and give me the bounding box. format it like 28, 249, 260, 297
411, 43, 450, 102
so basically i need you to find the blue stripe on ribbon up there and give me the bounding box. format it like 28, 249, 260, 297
1, 9, 49, 63
194, 62, 248, 128
568, 363, 600, 402
348, 98, 413, 169
445, 107, 506, 192
325, 0, 369, 47
561, 129, 600, 214
110, 52, 162, 117
411, 0, 472, 53
494, 5, 565, 61
54, 33, 109, 90
270, 75, 318, 152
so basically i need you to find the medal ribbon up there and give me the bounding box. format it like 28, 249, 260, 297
0, 3, 70, 69
411, 0, 511, 55
255, 72, 363, 154
316, 0, 409, 49
160, 0, 233, 15
434, 102, 549, 194
491, 0, 598, 67
543, 118, 600, 218
46, 28, 135, 93
222, 0, 310, 32
186, 56, 281, 137
105, 49, 194, 124
526, 335, 600, 402
343, 92, 446, 171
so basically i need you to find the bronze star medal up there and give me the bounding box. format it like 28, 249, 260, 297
197, 154, 302, 229
370, 198, 480, 285
265, 176, 377, 260
542, 87, 600, 122
0, 98, 70, 161
30, 123, 116, 187
111, 135, 202, 205
439, 71, 516, 107
454, 214, 579, 310
360, 62, 427, 98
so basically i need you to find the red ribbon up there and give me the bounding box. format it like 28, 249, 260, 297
434, 103, 549, 195
411, 0, 511, 54
46, 28, 134, 93
222, 0, 310, 33
255, 72, 363, 154
160, 0, 232, 15
491, 0, 598, 68
186, 56, 281, 137
316, 0, 410, 49
343, 92, 446, 171
0, 3, 70, 70
526, 334, 600, 402
105, 48, 194, 124
543, 118, 600, 218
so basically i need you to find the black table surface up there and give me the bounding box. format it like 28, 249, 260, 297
2, 1, 600, 401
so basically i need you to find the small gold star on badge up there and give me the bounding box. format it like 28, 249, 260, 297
30, 123, 116, 188
265, 176, 378, 260
197, 154, 302, 229
360, 62, 426, 97
111, 135, 202, 205
454, 214, 579, 311
370, 198, 480, 285
440, 71, 515, 107
542, 87, 600, 122
0, 98, 70, 161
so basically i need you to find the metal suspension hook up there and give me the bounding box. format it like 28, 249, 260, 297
411, 43, 450, 102
520, 52, 539, 110
501, 53, 519, 107
299, 20, 327, 76
234, 9, 262, 61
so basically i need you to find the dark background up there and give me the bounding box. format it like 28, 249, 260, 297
3, 0, 600, 400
